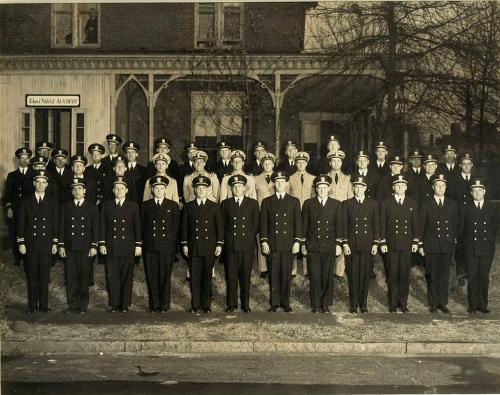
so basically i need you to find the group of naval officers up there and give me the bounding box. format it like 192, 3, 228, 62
5, 133, 498, 316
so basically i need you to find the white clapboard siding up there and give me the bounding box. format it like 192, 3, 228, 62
0, 73, 111, 195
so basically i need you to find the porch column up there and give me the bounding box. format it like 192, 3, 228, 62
110, 72, 116, 133
148, 73, 155, 157
273, 73, 282, 157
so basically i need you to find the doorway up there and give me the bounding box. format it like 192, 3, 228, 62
35, 109, 72, 152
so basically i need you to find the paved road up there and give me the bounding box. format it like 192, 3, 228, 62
3, 354, 500, 394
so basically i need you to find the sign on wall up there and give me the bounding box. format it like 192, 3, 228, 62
25, 94, 80, 107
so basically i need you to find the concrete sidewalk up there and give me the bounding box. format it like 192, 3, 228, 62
3, 306, 499, 356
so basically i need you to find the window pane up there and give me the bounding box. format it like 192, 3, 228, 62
76, 113, 84, 127
223, 4, 241, 45
197, 3, 215, 47
78, 4, 99, 44
76, 143, 84, 156
220, 113, 242, 136
193, 113, 217, 137
24, 128, 30, 142
23, 113, 30, 127
54, 4, 73, 47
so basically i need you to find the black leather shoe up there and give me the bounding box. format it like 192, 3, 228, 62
189, 308, 199, 314
349, 307, 357, 314
312, 307, 319, 313
283, 306, 292, 313
268, 306, 277, 312
467, 308, 477, 314
161, 308, 169, 313
389, 308, 397, 313
321, 306, 330, 313
25, 309, 35, 314
121, 306, 129, 312
260, 272, 268, 279
203, 308, 212, 314
108, 307, 120, 313
242, 307, 251, 313
40, 308, 51, 313
225, 307, 235, 313
430, 307, 438, 313
360, 307, 368, 314
478, 308, 491, 314
440, 306, 451, 314
401, 307, 409, 313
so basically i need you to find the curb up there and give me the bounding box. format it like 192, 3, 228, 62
3, 340, 500, 356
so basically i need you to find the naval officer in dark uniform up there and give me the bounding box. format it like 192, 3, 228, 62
180, 175, 224, 314
260, 171, 302, 312
99, 176, 142, 312
101, 133, 123, 170
86, 143, 109, 205
142, 175, 180, 313
16, 170, 59, 313
379, 174, 420, 313
342, 175, 380, 313
58, 178, 99, 313
220, 174, 260, 313
5, 147, 34, 266
418, 174, 457, 314
459, 179, 498, 314
214, 141, 233, 182
301, 175, 343, 313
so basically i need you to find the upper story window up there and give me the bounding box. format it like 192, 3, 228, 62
195, 3, 243, 49
52, 4, 100, 48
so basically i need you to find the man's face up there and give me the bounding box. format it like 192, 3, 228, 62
392, 182, 407, 195
329, 158, 342, 171
33, 164, 46, 171
409, 157, 421, 168
195, 185, 208, 199
376, 148, 387, 161
274, 178, 287, 193
152, 184, 166, 199
72, 162, 85, 175
432, 181, 446, 197
125, 149, 138, 162
54, 156, 66, 168
38, 148, 50, 159
285, 146, 297, 159
356, 157, 369, 170
113, 184, 128, 199
316, 184, 329, 198
219, 148, 231, 160
327, 141, 340, 152
18, 155, 30, 167
353, 184, 367, 198
33, 178, 48, 193
460, 160, 473, 174
108, 142, 118, 154
296, 160, 307, 172
72, 185, 85, 200
390, 163, 403, 175
155, 160, 168, 174
471, 187, 485, 201
232, 157, 244, 172
262, 159, 274, 173
114, 162, 126, 176
255, 147, 266, 160
194, 158, 206, 172
444, 151, 456, 163
231, 183, 245, 198
156, 144, 169, 155
91, 151, 102, 164
424, 162, 437, 175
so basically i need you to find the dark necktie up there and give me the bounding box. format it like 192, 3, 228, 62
37, 196, 42, 204
466, 175, 469, 182
335, 174, 339, 184
266, 175, 271, 184
358, 199, 362, 204
300, 173, 304, 185
438, 199, 443, 208
399, 199, 402, 206
156, 200, 161, 207
477, 202, 481, 209
77, 201, 81, 207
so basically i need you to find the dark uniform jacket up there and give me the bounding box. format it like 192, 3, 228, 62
449, 173, 474, 209
125, 164, 147, 203
220, 196, 260, 253
438, 162, 461, 179
244, 159, 263, 176
352, 169, 379, 199
58, 199, 99, 251
260, 194, 302, 252
16, 194, 59, 253
459, 201, 498, 257
99, 199, 142, 258
180, 199, 224, 257
380, 196, 420, 251
369, 161, 390, 178
415, 174, 435, 207
50, 166, 73, 204
302, 197, 343, 252
215, 160, 233, 182
405, 167, 423, 199
5, 168, 34, 213
342, 197, 380, 251
69, 175, 97, 205
85, 163, 109, 202
101, 154, 119, 171
102, 173, 136, 203
419, 197, 457, 254
141, 198, 180, 258
276, 158, 296, 178
376, 173, 396, 203
178, 161, 195, 199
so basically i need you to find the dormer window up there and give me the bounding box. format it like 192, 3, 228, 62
194, 3, 243, 49
51, 3, 101, 48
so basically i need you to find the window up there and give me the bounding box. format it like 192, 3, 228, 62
52, 4, 100, 48
76, 113, 85, 155
20, 111, 31, 148
192, 92, 243, 162
194, 3, 243, 48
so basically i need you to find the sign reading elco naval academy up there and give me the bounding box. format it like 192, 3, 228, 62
25, 95, 80, 107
